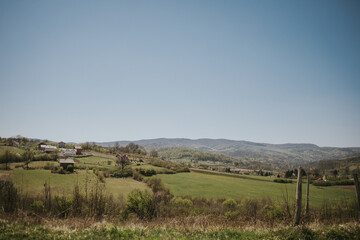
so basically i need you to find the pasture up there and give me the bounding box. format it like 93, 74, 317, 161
157, 171, 356, 207
1, 168, 149, 198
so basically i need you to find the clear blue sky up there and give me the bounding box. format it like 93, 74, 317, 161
0, 0, 359, 147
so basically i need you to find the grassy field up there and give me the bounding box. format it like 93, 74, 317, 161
1, 221, 359, 240
1, 169, 149, 198
0, 146, 25, 155
156, 171, 356, 207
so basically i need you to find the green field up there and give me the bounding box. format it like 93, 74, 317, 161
156, 171, 356, 206
4, 168, 149, 198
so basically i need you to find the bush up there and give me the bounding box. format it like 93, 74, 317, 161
146, 178, 167, 193
136, 168, 157, 177
312, 180, 354, 186
223, 199, 237, 210
112, 167, 133, 178
132, 171, 143, 181
53, 195, 72, 218
126, 190, 155, 219
261, 204, 284, 220
44, 162, 55, 170
170, 197, 193, 215
0, 180, 18, 212
225, 210, 241, 220
30, 200, 45, 213
274, 179, 293, 183
67, 165, 74, 173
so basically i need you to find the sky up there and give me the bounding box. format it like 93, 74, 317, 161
0, 0, 359, 147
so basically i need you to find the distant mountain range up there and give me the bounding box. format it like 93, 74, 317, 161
97, 138, 360, 168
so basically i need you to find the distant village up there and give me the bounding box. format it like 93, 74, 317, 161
38, 141, 82, 170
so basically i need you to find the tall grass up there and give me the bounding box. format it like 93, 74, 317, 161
0, 177, 358, 227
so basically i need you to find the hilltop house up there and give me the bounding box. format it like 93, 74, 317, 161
75, 145, 82, 155
38, 142, 47, 149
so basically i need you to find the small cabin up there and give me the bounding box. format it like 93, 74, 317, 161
59, 141, 66, 148
74, 145, 82, 155
59, 158, 75, 169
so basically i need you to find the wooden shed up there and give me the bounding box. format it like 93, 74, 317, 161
59, 159, 75, 169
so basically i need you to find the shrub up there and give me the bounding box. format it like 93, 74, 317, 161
225, 210, 241, 220
67, 165, 74, 173
44, 162, 55, 170
136, 168, 157, 177
112, 167, 133, 178
261, 204, 284, 220
312, 180, 354, 186
0, 180, 18, 212
170, 197, 193, 215
223, 199, 237, 210
30, 200, 45, 213
97, 171, 105, 182
273, 179, 293, 183
132, 171, 143, 181
146, 178, 167, 193
53, 195, 72, 218
126, 190, 155, 219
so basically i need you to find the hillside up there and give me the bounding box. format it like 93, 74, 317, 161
97, 138, 360, 169
305, 155, 360, 174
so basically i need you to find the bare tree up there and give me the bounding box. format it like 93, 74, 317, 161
22, 149, 34, 170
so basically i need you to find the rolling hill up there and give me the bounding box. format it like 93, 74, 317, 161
97, 138, 360, 169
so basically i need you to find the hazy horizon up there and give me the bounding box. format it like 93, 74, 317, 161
1, 0, 359, 147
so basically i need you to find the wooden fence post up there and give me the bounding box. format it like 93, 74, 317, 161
293, 167, 303, 226
305, 174, 310, 216
354, 174, 360, 209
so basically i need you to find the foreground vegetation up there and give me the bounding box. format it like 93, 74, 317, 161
1, 220, 359, 240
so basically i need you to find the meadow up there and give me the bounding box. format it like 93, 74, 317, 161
4, 168, 149, 198
157, 171, 356, 207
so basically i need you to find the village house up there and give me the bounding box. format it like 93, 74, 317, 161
59, 148, 76, 157
38, 142, 47, 149
75, 145, 82, 155
12, 140, 19, 147
39, 144, 57, 153
59, 158, 75, 169
59, 141, 66, 148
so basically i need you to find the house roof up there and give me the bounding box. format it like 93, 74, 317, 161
59, 159, 75, 164
41, 145, 57, 149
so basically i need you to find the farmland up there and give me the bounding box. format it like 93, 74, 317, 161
0, 144, 356, 207
0, 140, 359, 240
3, 169, 149, 198
156, 171, 356, 207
